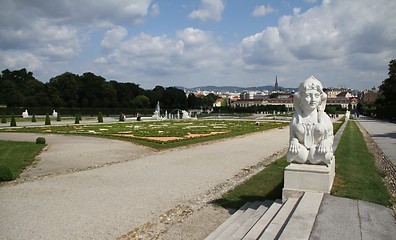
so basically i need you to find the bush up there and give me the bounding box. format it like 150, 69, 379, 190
10, 113, 16, 127
0, 165, 13, 181
1, 112, 6, 123
45, 113, 51, 125
57, 113, 61, 122
32, 114, 36, 122
75, 114, 80, 124
36, 137, 46, 144
98, 112, 103, 123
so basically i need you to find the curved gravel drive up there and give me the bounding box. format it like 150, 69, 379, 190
0, 127, 289, 240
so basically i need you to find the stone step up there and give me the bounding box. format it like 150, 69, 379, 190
229, 201, 273, 240
278, 192, 324, 240
215, 201, 264, 240
242, 200, 283, 240
206, 192, 322, 240
257, 197, 300, 240
204, 202, 253, 240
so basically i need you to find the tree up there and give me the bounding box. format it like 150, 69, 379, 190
98, 112, 103, 123
376, 59, 396, 119
1, 112, 6, 123
75, 114, 80, 124
45, 113, 51, 125
10, 114, 16, 127
134, 95, 150, 108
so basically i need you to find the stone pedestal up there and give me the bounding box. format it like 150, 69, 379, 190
282, 158, 335, 201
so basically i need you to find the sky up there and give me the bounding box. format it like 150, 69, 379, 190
0, 0, 395, 90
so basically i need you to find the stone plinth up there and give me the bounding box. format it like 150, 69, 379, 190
282, 158, 335, 201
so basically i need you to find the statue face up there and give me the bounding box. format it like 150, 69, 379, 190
301, 89, 320, 110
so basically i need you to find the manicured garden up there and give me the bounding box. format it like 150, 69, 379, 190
0, 120, 288, 150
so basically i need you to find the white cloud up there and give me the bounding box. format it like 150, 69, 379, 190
101, 26, 128, 48
252, 4, 276, 17
189, 0, 225, 22
151, 3, 160, 16
0, 0, 152, 72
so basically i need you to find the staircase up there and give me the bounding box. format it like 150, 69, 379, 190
205, 192, 323, 240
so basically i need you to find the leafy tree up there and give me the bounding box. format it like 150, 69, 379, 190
187, 93, 202, 109
162, 87, 187, 109
202, 93, 219, 108
134, 95, 150, 108
376, 59, 396, 119
48, 72, 79, 107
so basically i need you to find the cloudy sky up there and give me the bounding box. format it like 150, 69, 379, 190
1, 0, 395, 90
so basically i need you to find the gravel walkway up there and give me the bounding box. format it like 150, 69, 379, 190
0, 127, 289, 240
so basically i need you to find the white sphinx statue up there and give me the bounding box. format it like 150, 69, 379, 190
286, 76, 334, 165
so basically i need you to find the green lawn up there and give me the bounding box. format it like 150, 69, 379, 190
331, 120, 392, 206
213, 157, 288, 209
0, 140, 45, 181
215, 118, 393, 210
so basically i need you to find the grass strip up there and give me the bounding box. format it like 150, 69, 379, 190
213, 157, 288, 209
331, 120, 392, 206
0, 140, 45, 181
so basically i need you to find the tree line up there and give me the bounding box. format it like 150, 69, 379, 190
0, 69, 218, 110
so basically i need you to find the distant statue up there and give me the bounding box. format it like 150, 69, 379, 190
181, 110, 191, 119
286, 76, 334, 165
345, 110, 350, 120
22, 109, 29, 118
52, 110, 58, 118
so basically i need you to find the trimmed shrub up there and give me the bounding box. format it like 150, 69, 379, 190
78, 113, 82, 121
10, 113, 16, 127
0, 165, 13, 181
56, 113, 61, 122
75, 114, 80, 124
45, 113, 51, 125
32, 114, 36, 122
36, 137, 46, 144
1, 112, 6, 123
98, 112, 103, 123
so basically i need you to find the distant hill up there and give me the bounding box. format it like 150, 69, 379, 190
175, 85, 297, 92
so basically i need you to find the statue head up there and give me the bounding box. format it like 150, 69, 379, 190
294, 76, 327, 113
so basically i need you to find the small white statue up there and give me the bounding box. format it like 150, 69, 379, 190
286, 76, 334, 165
52, 110, 58, 118
22, 109, 29, 118
181, 110, 191, 119
345, 110, 350, 120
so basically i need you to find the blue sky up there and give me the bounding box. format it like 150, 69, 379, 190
1, 0, 395, 90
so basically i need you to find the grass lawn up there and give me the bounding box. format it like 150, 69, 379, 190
213, 157, 288, 209
215, 118, 393, 210
331, 120, 392, 206
0, 140, 46, 181
0, 120, 288, 150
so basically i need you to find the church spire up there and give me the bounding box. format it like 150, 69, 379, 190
274, 75, 279, 91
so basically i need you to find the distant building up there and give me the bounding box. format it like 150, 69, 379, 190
361, 90, 380, 104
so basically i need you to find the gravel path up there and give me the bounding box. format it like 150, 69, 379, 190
0, 127, 289, 240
